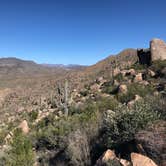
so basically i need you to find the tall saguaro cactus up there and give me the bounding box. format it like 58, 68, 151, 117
55, 79, 70, 116
64, 79, 69, 116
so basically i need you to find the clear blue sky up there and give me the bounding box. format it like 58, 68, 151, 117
0, 0, 166, 65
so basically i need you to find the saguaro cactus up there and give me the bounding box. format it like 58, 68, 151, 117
55, 79, 70, 116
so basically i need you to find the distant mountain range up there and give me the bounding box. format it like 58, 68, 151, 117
0, 57, 87, 79
41, 63, 87, 70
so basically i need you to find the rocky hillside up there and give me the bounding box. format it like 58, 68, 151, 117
0, 39, 165, 166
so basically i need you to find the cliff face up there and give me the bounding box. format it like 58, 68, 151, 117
150, 39, 166, 61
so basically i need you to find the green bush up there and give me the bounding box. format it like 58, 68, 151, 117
151, 60, 166, 71
28, 110, 38, 122
80, 90, 89, 97
5, 129, 35, 166
103, 100, 160, 148
114, 73, 123, 82
116, 83, 154, 103
131, 63, 148, 70
97, 97, 119, 112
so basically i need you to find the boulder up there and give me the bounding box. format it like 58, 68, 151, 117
121, 69, 136, 77
135, 121, 166, 166
96, 77, 107, 85
134, 73, 143, 82
102, 149, 116, 162
96, 149, 121, 166
120, 159, 131, 166
128, 69, 136, 76
150, 38, 166, 61
148, 69, 156, 77
131, 153, 158, 166
113, 68, 121, 76
119, 84, 127, 94
18, 120, 29, 134
127, 95, 142, 107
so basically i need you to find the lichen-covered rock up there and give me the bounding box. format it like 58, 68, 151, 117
135, 121, 166, 166
150, 39, 166, 61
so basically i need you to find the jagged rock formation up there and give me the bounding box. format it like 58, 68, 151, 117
150, 39, 166, 61
137, 48, 151, 65
137, 38, 166, 65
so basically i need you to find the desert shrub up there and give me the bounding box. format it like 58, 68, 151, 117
103, 100, 160, 148
116, 83, 154, 103
106, 159, 121, 166
97, 97, 119, 112
33, 101, 102, 165
114, 73, 123, 82
28, 110, 38, 122
144, 95, 166, 120
151, 60, 166, 71
66, 129, 90, 166
0, 130, 7, 145
80, 90, 89, 97
131, 63, 148, 70
5, 129, 35, 166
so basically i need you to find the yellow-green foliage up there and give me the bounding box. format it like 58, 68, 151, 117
5, 129, 35, 166
116, 83, 154, 103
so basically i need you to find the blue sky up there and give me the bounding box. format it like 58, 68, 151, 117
0, 0, 166, 65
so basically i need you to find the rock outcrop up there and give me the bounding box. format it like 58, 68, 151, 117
135, 121, 166, 166
150, 39, 166, 61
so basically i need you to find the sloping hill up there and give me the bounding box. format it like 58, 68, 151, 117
84, 49, 137, 75
0, 57, 69, 79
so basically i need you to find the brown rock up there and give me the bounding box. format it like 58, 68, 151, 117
102, 149, 116, 162
119, 84, 127, 94
131, 153, 158, 166
120, 159, 131, 166
135, 121, 166, 166
96, 149, 121, 166
18, 120, 29, 134
150, 38, 166, 61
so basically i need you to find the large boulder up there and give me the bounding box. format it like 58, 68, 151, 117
135, 121, 166, 166
150, 39, 166, 61
131, 153, 158, 166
